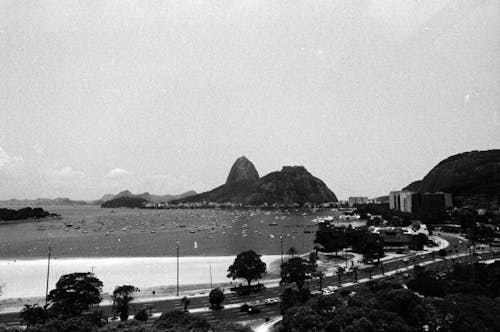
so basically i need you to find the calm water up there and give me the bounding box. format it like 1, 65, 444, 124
0, 206, 367, 300
0, 206, 364, 259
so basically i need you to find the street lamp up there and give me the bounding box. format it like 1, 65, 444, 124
176, 241, 180, 296
280, 235, 283, 265
45, 243, 53, 306
377, 237, 381, 265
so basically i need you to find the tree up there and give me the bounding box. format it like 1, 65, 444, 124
308, 250, 319, 264
314, 226, 347, 255
134, 308, 149, 323
227, 250, 267, 287
180, 296, 191, 312
438, 249, 447, 258
287, 246, 298, 257
209, 288, 225, 310
153, 310, 210, 331
409, 233, 428, 251
280, 257, 316, 291
112, 285, 139, 321
47, 272, 103, 318
19, 304, 49, 326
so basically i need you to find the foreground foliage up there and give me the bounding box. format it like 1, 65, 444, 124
279, 262, 500, 332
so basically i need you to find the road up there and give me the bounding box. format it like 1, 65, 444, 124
2, 233, 492, 328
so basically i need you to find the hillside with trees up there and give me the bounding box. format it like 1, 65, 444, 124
405, 149, 500, 208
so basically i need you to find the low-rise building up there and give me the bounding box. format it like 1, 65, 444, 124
348, 196, 369, 207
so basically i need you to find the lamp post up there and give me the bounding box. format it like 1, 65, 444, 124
209, 263, 213, 289
280, 235, 283, 265
176, 241, 180, 296
377, 237, 381, 265
45, 243, 53, 306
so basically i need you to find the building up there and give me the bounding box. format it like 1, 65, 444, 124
389, 191, 402, 210
389, 191, 452, 215
348, 196, 368, 207
378, 228, 409, 249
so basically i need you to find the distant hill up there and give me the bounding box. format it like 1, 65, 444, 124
174, 156, 337, 206
0, 198, 89, 206
94, 190, 197, 205
404, 149, 500, 208
101, 196, 149, 208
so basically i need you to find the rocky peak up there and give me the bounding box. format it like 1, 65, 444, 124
225, 156, 260, 186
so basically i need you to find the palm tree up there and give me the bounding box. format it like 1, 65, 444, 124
337, 266, 344, 286
112, 285, 139, 322
180, 296, 190, 312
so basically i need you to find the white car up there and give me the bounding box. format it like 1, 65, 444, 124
264, 297, 280, 305
322, 286, 338, 295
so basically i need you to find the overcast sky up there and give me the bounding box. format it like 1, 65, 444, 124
0, 0, 498, 200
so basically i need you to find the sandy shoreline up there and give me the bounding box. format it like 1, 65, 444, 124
0, 255, 283, 301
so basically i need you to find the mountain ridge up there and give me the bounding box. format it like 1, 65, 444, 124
95, 190, 197, 205
404, 149, 500, 208
174, 157, 337, 205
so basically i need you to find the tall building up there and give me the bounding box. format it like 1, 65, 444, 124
348, 196, 368, 207
389, 191, 402, 210
389, 191, 452, 215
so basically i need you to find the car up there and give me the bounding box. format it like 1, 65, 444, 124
264, 297, 280, 305
322, 289, 334, 295
248, 307, 261, 314
240, 304, 251, 312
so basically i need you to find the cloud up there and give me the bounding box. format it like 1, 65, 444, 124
0, 146, 23, 169
105, 168, 131, 178
33, 144, 44, 155
47, 166, 85, 179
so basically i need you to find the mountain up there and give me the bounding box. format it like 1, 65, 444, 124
95, 190, 197, 205
0, 198, 89, 206
225, 156, 260, 185
101, 196, 149, 208
174, 157, 337, 205
404, 149, 500, 208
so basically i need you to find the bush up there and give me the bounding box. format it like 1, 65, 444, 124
134, 309, 148, 323
153, 310, 209, 331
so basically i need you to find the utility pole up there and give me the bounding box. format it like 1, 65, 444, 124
176, 241, 180, 296
45, 243, 53, 306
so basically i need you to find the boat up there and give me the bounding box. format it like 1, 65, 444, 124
269, 222, 278, 226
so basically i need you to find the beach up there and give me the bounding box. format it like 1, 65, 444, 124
0, 255, 282, 301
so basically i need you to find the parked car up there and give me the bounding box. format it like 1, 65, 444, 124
240, 304, 251, 312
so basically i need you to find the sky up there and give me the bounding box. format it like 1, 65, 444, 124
0, 0, 499, 201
